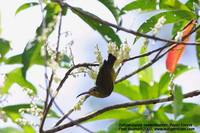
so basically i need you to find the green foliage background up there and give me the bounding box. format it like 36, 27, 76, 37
0, 0, 200, 132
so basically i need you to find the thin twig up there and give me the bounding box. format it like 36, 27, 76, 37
54, 95, 90, 127
49, 93, 93, 133
38, 0, 54, 132
44, 90, 200, 133
41, 63, 98, 131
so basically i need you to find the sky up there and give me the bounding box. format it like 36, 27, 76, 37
0, 0, 200, 133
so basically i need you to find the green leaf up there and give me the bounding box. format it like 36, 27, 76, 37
138, 42, 153, 83
173, 85, 183, 119
22, 126, 35, 133
86, 109, 141, 122
153, 107, 170, 123
159, 0, 190, 11
22, 41, 44, 77
99, 0, 120, 22
149, 82, 159, 98
5, 54, 22, 64
59, 54, 71, 68
179, 106, 200, 125
158, 64, 193, 95
158, 72, 171, 95
22, 3, 61, 77
171, 20, 189, 36
2, 104, 58, 133
134, 10, 195, 42
15, 2, 39, 15
0, 127, 22, 133
0, 68, 37, 94
173, 64, 193, 76
105, 121, 122, 133
185, 0, 199, 10
139, 80, 150, 99
114, 80, 141, 100
163, 103, 198, 114
0, 38, 10, 59
122, 0, 157, 13
195, 28, 200, 68
71, 7, 121, 46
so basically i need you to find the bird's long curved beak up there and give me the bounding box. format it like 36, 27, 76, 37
76, 91, 90, 98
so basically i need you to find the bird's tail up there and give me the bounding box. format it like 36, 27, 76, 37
107, 53, 116, 67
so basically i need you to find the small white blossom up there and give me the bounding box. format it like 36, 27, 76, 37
175, 31, 183, 41
74, 96, 87, 111
152, 16, 166, 35
94, 45, 103, 65
87, 70, 97, 80
107, 42, 131, 68
47, 59, 59, 72
78, 67, 86, 73
24, 88, 34, 96
107, 42, 119, 57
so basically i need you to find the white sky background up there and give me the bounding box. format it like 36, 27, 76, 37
0, 0, 200, 133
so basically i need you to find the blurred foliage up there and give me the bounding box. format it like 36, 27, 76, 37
0, 0, 199, 133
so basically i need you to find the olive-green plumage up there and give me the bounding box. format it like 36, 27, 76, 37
77, 54, 116, 98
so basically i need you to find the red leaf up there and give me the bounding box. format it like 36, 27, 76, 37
166, 20, 196, 73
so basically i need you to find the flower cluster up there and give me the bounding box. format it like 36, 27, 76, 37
16, 118, 38, 127
19, 103, 43, 120
37, 15, 57, 42
16, 103, 43, 127
87, 69, 97, 80
107, 42, 131, 68
87, 42, 131, 80
74, 96, 88, 111
24, 88, 34, 96
152, 16, 166, 35
94, 45, 103, 65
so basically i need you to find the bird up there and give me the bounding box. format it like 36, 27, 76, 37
77, 53, 116, 98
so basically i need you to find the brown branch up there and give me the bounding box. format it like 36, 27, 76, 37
44, 90, 200, 133
54, 0, 200, 45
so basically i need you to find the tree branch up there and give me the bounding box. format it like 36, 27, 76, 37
44, 90, 200, 133
54, 0, 200, 45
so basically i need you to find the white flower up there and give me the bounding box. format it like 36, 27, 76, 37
107, 42, 119, 57
87, 70, 97, 80
152, 16, 166, 35
78, 67, 86, 73
94, 45, 103, 65
175, 31, 183, 41
107, 42, 131, 68
74, 96, 87, 111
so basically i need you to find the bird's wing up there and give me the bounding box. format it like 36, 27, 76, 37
95, 60, 107, 87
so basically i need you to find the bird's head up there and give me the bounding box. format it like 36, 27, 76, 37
77, 86, 107, 98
